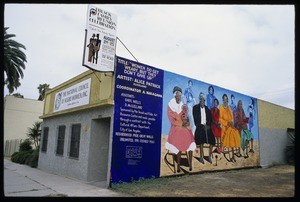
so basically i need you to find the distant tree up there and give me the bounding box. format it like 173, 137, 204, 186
26, 121, 42, 148
13, 92, 24, 98
37, 83, 50, 101
3, 27, 27, 94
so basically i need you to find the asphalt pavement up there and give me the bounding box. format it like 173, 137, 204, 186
3, 158, 125, 197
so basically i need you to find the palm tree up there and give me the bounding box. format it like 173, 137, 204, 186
37, 83, 50, 101
27, 121, 42, 148
3, 27, 27, 94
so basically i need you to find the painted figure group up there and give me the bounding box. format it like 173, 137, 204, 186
165, 83, 255, 173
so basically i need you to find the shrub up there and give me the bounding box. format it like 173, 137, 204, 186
26, 147, 40, 168
11, 143, 39, 167
19, 139, 33, 152
11, 150, 33, 164
11, 151, 19, 160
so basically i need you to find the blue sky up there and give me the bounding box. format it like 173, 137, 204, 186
4, 4, 295, 110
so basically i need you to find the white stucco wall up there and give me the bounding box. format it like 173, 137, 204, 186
4, 95, 44, 143
257, 100, 295, 167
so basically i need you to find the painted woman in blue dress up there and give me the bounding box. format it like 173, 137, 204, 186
183, 79, 196, 134
247, 98, 256, 132
206, 85, 216, 110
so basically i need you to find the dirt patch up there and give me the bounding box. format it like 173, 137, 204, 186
111, 164, 295, 197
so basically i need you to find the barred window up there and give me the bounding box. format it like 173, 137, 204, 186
56, 125, 65, 155
69, 124, 81, 158
41, 127, 49, 152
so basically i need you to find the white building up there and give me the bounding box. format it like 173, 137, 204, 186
4, 95, 44, 156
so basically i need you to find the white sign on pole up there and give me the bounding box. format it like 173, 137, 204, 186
82, 5, 118, 72
53, 78, 91, 112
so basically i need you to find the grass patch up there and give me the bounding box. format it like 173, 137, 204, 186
110, 175, 189, 196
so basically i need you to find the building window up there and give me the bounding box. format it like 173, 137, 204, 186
56, 125, 65, 156
41, 127, 49, 152
69, 124, 81, 158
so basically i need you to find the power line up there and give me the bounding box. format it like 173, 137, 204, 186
117, 37, 139, 62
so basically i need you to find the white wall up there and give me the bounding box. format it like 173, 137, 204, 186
4, 95, 44, 143
259, 128, 289, 167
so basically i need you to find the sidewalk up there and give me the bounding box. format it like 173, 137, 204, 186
3, 159, 126, 197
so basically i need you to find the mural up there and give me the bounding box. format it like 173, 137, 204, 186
160, 71, 259, 176
112, 56, 259, 183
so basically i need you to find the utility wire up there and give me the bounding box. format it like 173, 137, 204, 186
91, 37, 138, 79
90, 37, 137, 79
117, 37, 139, 62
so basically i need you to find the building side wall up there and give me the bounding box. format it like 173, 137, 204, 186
259, 128, 289, 167
4, 95, 44, 144
257, 100, 294, 167
38, 106, 113, 182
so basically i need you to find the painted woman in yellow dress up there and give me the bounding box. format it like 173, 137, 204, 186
219, 94, 241, 162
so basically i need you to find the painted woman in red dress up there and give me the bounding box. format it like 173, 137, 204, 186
211, 98, 222, 153
165, 86, 196, 172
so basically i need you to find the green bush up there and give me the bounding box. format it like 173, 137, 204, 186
11, 140, 40, 167
11, 150, 33, 164
11, 151, 19, 160
26, 147, 40, 168
19, 139, 33, 152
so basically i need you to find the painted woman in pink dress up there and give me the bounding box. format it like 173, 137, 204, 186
165, 86, 196, 172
